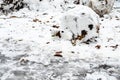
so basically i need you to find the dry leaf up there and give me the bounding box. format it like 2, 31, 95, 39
54, 51, 63, 57
95, 45, 101, 49
33, 19, 41, 22
52, 25, 60, 28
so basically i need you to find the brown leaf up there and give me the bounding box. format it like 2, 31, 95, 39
54, 51, 63, 57
110, 44, 118, 49
10, 16, 17, 18
55, 31, 61, 38
52, 25, 60, 28
95, 45, 101, 49
10, 16, 21, 18
33, 19, 41, 22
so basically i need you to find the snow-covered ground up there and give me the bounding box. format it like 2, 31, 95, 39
0, 0, 120, 80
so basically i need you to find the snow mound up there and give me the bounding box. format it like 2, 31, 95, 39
58, 5, 100, 45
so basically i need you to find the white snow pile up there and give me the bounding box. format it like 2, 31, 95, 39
0, 0, 120, 80
58, 5, 99, 45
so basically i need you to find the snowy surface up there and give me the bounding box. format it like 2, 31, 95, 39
60, 5, 99, 43
0, 0, 120, 80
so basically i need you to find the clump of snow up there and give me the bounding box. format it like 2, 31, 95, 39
59, 5, 99, 45
0, 0, 120, 80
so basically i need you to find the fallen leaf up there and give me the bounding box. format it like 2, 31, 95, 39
95, 45, 101, 49
52, 25, 60, 28
33, 19, 41, 22
54, 51, 63, 57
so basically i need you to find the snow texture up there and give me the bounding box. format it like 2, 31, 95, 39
88, 0, 115, 17
0, 0, 120, 80
60, 5, 99, 44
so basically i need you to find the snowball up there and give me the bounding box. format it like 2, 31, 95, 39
60, 5, 100, 44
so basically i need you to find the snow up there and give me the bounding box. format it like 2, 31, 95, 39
0, 0, 120, 80
87, 0, 115, 17
60, 5, 99, 43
